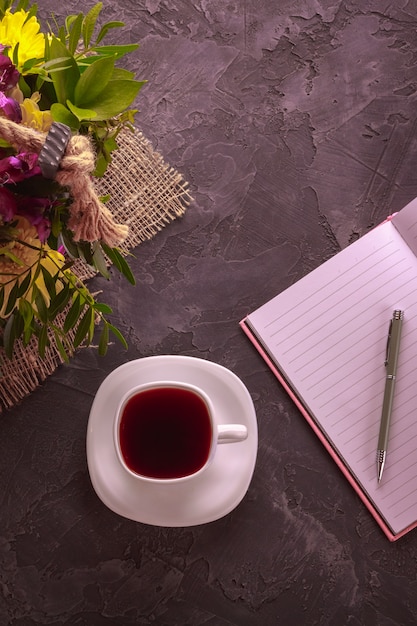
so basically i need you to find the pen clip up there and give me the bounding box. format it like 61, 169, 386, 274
385, 319, 393, 367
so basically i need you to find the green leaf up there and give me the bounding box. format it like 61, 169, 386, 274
110, 67, 136, 80
49, 283, 71, 319
100, 243, 121, 269
74, 54, 136, 70
42, 56, 74, 73
40, 264, 56, 300
3, 313, 16, 360
42, 55, 74, 71
118, 257, 136, 286
73, 307, 94, 348
68, 13, 84, 55
18, 75, 31, 98
32, 259, 41, 283
108, 323, 128, 349
16, 0, 30, 11
102, 135, 119, 156
66, 99, 97, 122
60, 230, 81, 259
63, 294, 82, 332
94, 302, 113, 314
92, 243, 110, 279
18, 297, 32, 323
34, 287, 48, 324
12, 41, 19, 66
58, 25, 66, 44
60, 261, 75, 274
93, 152, 109, 178
78, 79, 143, 120
31, 68, 46, 91
12, 308, 24, 338
4, 281, 19, 316
53, 328, 70, 363
17, 270, 32, 298
98, 321, 109, 356
38, 324, 49, 359
0, 247, 24, 264
65, 14, 79, 31
50, 102, 80, 129
90, 43, 139, 59
25, 2, 37, 19
51, 205, 63, 238
73, 55, 114, 106
96, 21, 125, 45
102, 244, 136, 285
77, 241, 94, 266
89, 308, 96, 342
23, 323, 33, 346
47, 36, 80, 104
82, 1, 102, 48
18, 298, 34, 343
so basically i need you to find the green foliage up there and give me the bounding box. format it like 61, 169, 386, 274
2, 1, 145, 175
38, 2, 145, 176
45, 36, 80, 104
0, 240, 131, 360
0, 0, 31, 17
0, 1, 143, 360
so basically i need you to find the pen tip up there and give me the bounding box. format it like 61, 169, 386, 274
377, 450, 386, 483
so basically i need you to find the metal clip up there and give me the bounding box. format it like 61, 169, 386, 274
384, 319, 392, 367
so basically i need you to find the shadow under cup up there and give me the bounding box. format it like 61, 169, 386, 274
114, 381, 247, 482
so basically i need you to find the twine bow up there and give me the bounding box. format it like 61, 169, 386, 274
0, 116, 129, 247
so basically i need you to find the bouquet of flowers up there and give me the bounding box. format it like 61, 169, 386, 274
0, 0, 144, 361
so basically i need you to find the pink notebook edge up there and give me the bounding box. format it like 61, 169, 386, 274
240, 317, 417, 542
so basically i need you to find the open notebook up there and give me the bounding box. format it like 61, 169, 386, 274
241, 197, 417, 541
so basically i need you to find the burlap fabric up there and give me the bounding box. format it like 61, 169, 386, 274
0, 129, 192, 412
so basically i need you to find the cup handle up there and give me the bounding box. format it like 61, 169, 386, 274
217, 424, 248, 443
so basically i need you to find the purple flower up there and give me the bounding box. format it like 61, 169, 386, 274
16, 196, 52, 242
0, 186, 17, 222
0, 91, 21, 122
0, 152, 41, 183
0, 55, 19, 91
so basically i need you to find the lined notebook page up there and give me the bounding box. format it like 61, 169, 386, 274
246, 208, 417, 535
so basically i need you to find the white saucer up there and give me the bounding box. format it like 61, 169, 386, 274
86, 355, 258, 527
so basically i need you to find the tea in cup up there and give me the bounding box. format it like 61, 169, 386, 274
114, 381, 248, 482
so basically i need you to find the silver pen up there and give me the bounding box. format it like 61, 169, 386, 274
377, 309, 404, 482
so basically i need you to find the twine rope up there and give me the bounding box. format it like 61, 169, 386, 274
0, 116, 129, 246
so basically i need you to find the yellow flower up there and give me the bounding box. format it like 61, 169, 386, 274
20, 92, 53, 132
0, 9, 45, 72
0, 217, 64, 317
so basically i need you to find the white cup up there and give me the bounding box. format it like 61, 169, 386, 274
114, 380, 248, 483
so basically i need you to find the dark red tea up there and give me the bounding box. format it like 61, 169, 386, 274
119, 386, 213, 479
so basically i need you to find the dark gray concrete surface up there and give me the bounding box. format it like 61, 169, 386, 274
2, 1, 417, 624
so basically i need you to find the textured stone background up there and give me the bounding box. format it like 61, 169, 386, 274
2, 1, 417, 624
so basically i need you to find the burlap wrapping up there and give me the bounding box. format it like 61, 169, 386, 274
0, 129, 192, 412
